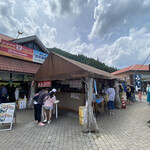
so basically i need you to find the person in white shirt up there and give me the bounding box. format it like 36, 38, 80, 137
106, 84, 116, 115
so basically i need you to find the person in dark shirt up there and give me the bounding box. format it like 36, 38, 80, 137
126, 86, 131, 104
35, 88, 49, 126
130, 85, 136, 102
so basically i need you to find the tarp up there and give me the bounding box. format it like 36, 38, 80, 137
34, 52, 114, 81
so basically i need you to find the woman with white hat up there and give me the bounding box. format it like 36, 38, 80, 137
43, 89, 57, 124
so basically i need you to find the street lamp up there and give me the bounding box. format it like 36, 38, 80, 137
16, 30, 23, 39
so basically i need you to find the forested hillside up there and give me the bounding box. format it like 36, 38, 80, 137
48, 47, 117, 73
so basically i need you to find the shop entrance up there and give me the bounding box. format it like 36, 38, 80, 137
0, 71, 33, 104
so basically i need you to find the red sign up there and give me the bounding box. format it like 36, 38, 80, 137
0, 39, 33, 61
1, 39, 33, 54
38, 81, 51, 87
0, 46, 33, 61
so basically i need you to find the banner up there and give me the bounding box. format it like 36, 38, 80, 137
134, 74, 142, 92
0, 39, 48, 64
0, 103, 15, 123
94, 80, 97, 95
33, 50, 48, 63
38, 81, 51, 87
1, 39, 33, 54
0, 46, 33, 61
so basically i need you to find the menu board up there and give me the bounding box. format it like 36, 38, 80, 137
0, 103, 15, 123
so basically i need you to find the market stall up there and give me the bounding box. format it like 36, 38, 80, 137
31, 52, 115, 132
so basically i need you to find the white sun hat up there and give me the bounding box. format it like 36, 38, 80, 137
51, 88, 57, 93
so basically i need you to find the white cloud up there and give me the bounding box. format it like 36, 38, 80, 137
42, 0, 89, 21
0, 0, 150, 70
88, 0, 150, 40
91, 28, 150, 68
23, 0, 40, 20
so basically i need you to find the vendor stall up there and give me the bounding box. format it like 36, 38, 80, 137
31, 52, 115, 132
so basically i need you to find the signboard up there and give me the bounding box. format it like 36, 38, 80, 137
0, 103, 15, 123
0, 39, 48, 64
38, 81, 51, 87
33, 50, 48, 63
134, 74, 142, 92
1, 39, 33, 61
0, 46, 33, 61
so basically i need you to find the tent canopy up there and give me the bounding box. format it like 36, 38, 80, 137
34, 52, 114, 81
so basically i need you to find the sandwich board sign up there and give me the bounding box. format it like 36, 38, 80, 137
0, 103, 16, 131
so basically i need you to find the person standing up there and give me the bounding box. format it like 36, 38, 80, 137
138, 89, 142, 102
106, 84, 116, 115
146, 84, 150, 105
43, 89, 57, 124
35, 88, 48, 126
1, 85, 8, 103
126, 86, 131, 105
130, 85, 136, 102
33, 92, 40, 124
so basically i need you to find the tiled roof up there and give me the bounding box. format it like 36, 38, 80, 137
0, 33, 14, 42
111, 64, 149, 75
0, 55, 41, 74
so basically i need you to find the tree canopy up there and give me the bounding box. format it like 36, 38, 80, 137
47, 47, 117, 73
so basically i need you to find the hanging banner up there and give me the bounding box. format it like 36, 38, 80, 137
134, 74, 142, 92
94, 80, 97, 95
38, 81, 51, 87
0, 103, 15, 123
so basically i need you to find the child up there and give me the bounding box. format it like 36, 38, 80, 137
43, 89, 57, 124
138, 89, 142, 102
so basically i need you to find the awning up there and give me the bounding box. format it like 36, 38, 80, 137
34, 52, 114, 81
0, 55, 41, 74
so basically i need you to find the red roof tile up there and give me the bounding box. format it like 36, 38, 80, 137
0, 33, 14, 43
111, 64, 149, 75
0, 55, 41, 74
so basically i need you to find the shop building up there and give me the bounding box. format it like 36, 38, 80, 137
0, 33, 49, 102
112, 64, 150, 92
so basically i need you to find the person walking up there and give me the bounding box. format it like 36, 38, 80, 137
43, 89, 57, 124
146, 84, 150, 105
106, 84, 116, 115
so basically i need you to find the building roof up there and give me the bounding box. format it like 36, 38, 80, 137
0, 55, 41, 74
34, 52, 114, 81
111, 64, 149, 75
0, 33, 14, 43
11, 35, 49, 54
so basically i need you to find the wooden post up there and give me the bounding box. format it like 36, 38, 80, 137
82, 77, 99, 133
115, 80, 121, 108
27, 81, 36, 109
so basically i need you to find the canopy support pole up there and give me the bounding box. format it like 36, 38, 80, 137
82, 77, 99, 133
27, 81, 36, 109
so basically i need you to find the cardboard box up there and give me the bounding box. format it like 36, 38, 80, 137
18, 99, 27, 109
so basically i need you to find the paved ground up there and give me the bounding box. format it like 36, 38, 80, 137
0, 94, 150, 150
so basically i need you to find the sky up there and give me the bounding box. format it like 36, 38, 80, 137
0, 0, 150, 69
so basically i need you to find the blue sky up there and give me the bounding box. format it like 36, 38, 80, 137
0, 0, 150, 69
